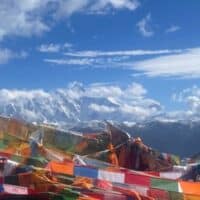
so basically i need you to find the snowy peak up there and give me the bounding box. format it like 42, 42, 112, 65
0, 82, 163, 125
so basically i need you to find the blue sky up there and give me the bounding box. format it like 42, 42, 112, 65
1, 0, 200, 122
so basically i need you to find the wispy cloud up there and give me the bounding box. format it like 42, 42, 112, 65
64, 49, 182, 57
45, 47, 200, 79
38, 44, 61, 53
0, 0, 139, 41
0, 48, 27, 64
137, 13, 154, 37
38, 43, 72, 53
89, 104, 116, 113
169, 86, 200, 121
89, 0, 139, 14
63, 43, 73, 49
44, 58, 93, 66
132, 47, 200, 78
0, 1, 50, 40
45, 47, 196, 74
44, 48, 184, 70
166, 25, 181, 33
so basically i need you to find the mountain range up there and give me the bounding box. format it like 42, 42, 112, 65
69, 120, 200, 158
0, 82, 200, 157
0, 82, 162, 125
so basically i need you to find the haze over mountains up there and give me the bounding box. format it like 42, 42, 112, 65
70, 120, 200, 158
119, 121, 200, 158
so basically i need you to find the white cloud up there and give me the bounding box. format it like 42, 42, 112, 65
0, 0, 50, 40
44, 49, 188, 73
64, 49, 182, 57
120, 104, 148, 116
54, 0, 93, 18
85, 82, 162, 121
169, 86, 200, 121
86, 85, 123, 98
166, 25, 181, 33
173, 86, 200, 111
63, 43, 73, 49
0, 49, 15, 64
38, 44, 61, 53
0, 89, 50, 102
125, 82, 147, 97
44, 58, 94, 65
0, 0, 139, 40
89, 104, 116, 113
133, 47, 200, 78
46, 48, 183, 68
89, 0, 139, 13
45, 46, 200, 80
44, 57, 125, 67
55, 0, 139, 17
137, 13, 154, 37
0, 48, 27, 64
37, 42, 73, 53
38, 43, 72, 53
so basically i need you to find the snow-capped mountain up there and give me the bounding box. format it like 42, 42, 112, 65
0, 82, 162, 126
